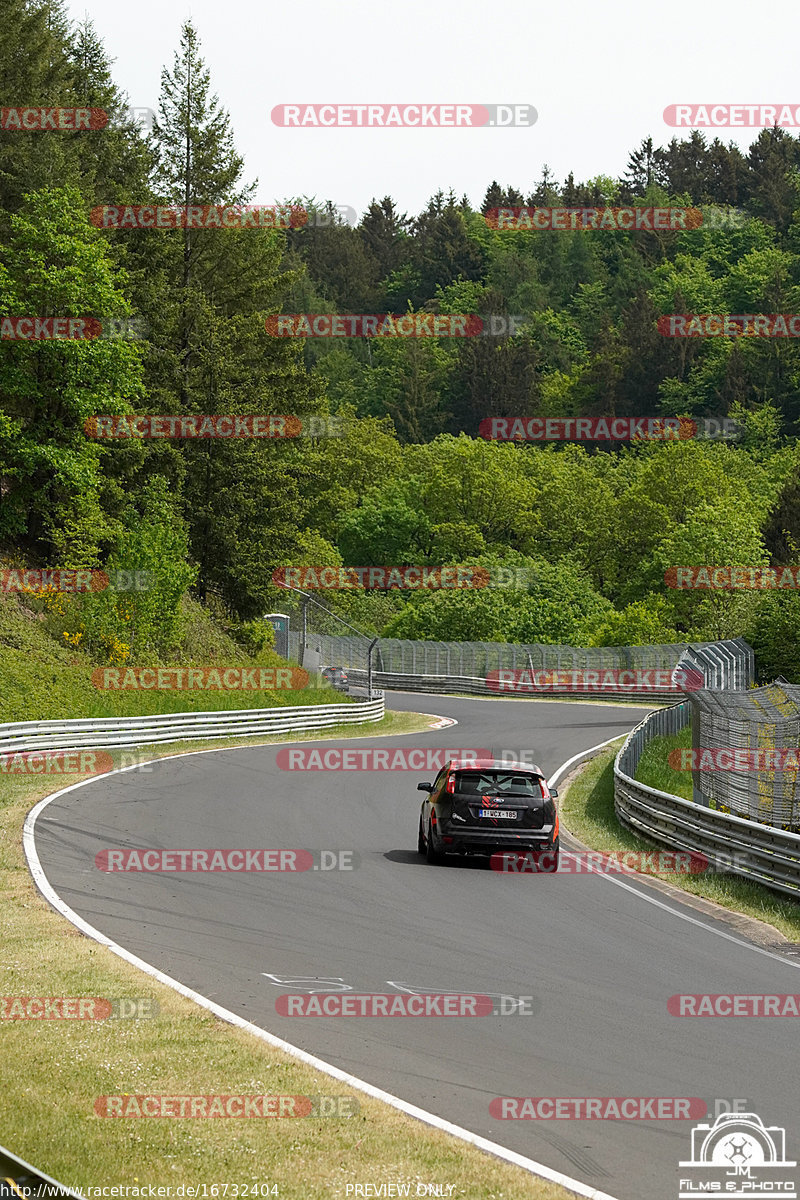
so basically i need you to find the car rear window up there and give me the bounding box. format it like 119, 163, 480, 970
454, 770, 544, 796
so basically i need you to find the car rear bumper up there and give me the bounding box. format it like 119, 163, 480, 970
438, 826, 556, 855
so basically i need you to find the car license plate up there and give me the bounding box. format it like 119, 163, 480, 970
478, 809, 518, 819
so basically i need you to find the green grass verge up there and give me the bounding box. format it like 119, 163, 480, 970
0, 710, 575, 1199
560, 742, 800, 940
0, 594, 347, 721
635, 726, 693, 800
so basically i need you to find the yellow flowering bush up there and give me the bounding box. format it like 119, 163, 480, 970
103, 635, 131, 665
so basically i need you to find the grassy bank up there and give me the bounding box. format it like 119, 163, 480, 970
634, 725, 693, 800
0, 593, 341, 721
560, 742, 800, 940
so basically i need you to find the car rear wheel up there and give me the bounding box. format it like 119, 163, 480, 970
425, 819, 442, 865
536, 844, 559, 873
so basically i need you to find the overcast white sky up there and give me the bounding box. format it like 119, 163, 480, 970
70, 0, 800, 218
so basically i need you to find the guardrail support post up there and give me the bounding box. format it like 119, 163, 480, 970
367, 638, 379, 701
299, 596, 308, 668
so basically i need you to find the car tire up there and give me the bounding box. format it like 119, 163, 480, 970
425, 819, 442, 864
417, 815, 426, 856
537, 844, 559, 873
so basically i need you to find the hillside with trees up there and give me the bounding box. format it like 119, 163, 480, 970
2, 2, 800, 684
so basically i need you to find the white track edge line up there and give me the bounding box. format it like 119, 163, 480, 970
549, 737, 800, 974
28, 711, 462, 786
547, 734, 627, 788
24, 737, 618, 1200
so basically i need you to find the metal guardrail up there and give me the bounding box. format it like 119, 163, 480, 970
344, 669, 684, 704
0, 697, 385, 755
614, 704, 800, 898
0, 1142, 81, 1198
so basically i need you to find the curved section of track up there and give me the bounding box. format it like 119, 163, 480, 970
31, 694, 800, 1200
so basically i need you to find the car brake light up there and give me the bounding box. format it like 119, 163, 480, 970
445, 774, 456, 794
554, 812, 560, 838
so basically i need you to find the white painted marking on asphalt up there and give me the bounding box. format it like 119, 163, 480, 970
548, 735, 629, 788
24, 754, 620, 1200
578, 866, 800, 968
417, 712, 458, 729
548, 736, 800, 974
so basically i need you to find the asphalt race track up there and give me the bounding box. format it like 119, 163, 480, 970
32, 693, 800, 1200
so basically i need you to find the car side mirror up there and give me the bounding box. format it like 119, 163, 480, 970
549, 788, 558, 799
417, 782, 433, 792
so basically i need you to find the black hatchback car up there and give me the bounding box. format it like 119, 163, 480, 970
416, 757, 559, 869
321, 665, 349, 691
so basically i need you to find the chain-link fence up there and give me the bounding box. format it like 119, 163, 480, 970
273, 601, 753, 699
615, 703, 800, 888
273, 602, 800, 832
293, 633, 751, 685
688, 680, 800, 828
277, 598, 374, 677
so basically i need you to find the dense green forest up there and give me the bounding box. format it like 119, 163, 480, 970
2, 2, 800, 682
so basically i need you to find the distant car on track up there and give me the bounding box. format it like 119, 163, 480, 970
416, 757, 559, 869
321, 665, 349, 692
